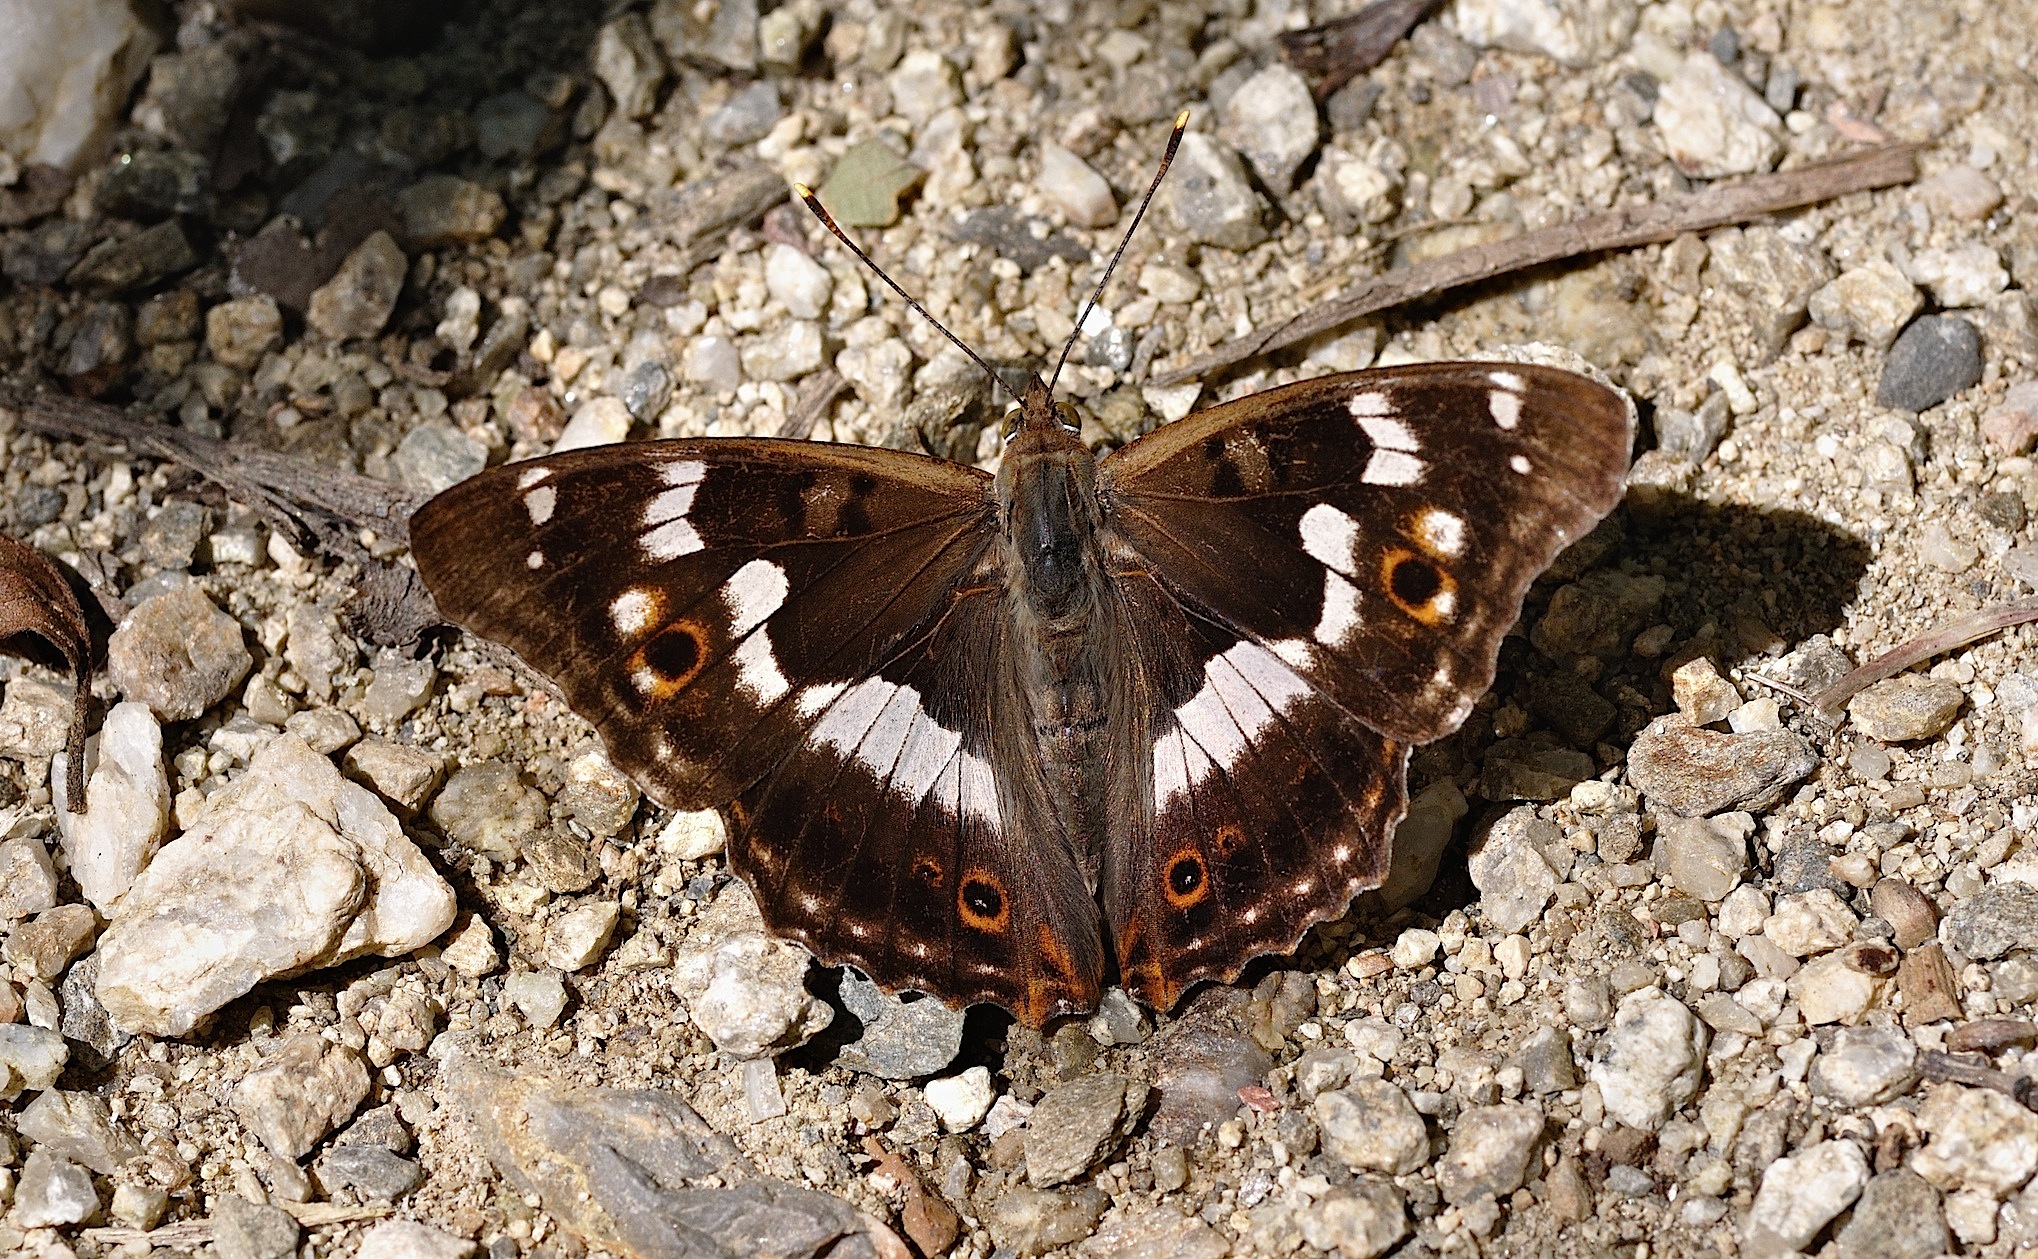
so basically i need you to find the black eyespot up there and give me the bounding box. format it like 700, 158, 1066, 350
962, 877, 1003, 919
643, 625, 702, 681
1390, 556, 1442, 606
1169, 856, 1204, 896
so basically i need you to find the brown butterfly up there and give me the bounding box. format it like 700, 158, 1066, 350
410, 116, 1633, 1026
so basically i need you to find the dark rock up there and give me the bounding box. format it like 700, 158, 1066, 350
1834, 1169, 1947, 1259
1024, 1073, 1149, 1188
950, 206, 1088, 274
0, 164, 74, 228
212, 1194, 301, 1259
97, 149, 214, 220
1525, 672, 1616, 746
832, 971, 965, 1080
312, 1145, 423, 1201
1772, 835, 1849, 895
68, 221, 198, 293
4, 219, 90, 285
983, 1183, 1110, 1257
475, 91, 560, 160
1877, 316, 1983, 412
704, 81, 782, 147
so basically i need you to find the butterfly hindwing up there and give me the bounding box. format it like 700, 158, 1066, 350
1100, 362, 1634, 745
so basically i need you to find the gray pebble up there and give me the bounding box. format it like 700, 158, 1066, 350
1706, 226, 1833, 355
984, 1183, 1109, 1257
313, 1144, 424, 1202
1025, 1073, 1149, 1188
16, 1088, 142, 1172
1219, 64, 1319, 194
391, 421, 488, 496
107, 582, 252, 721
703, 80, 781, 147
307, 230, 407, 343
1877, 315, 1983, 412
1809, 1027, 1918, 1107
1658, 815, 1749, 902
1297, 1181, 1407, 1259
205, 294, 282, 369
1162, 132, 1268, 251
68, 220, 198, 293
399, 175, 507, 248
1834, 1169, 1949, 1259
1316, 1079, 1430, 1175
832, 970, 965, 1079
12, 1151, 98, 1229
1438, 1103, 1544, 1203
474, 91, 557, 159
212, 1194, 301, 1259
1942, 882, 2038, 961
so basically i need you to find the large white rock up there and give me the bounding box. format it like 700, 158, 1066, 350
96, 734, 457, 1036
54, 701, 170, 914
1653, 53, 1782, 178
0, 0, 159, 171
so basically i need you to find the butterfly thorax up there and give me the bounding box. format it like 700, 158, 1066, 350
993, 381, 1122, 883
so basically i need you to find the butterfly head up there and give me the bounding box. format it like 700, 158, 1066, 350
1000, 372, 1083, 449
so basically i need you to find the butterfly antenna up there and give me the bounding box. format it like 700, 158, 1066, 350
792, 182, 1008, 395
1047, 109, 1192, 396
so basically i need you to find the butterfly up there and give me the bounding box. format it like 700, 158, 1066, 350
409, 121, 1634, 1028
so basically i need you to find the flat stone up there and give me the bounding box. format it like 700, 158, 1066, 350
1219, 63, 1319, 193
1982, 381, 2038, 456
0, 835, 58, 920
1025, 1073, 1150, 1188
1438, 1103, 1544, 1203
355, 1219, 477, 1259
986, 1183, 1110, 1257
313, 1144, 424, 1202
762, 241, 830, 321
542, 901, 619, 971
1849, 675, 1964, 742
1810, 1027, 1919, 1107
17, 1088, 141, 1172
1745, 1139, 1868, 1258
342, 739, 445, 816
1627, 720, 1818, 816
206, 294, 282, 369
1916, 164, 2003, 222
1794, 953, 1883, 1025
504, 970, 567, 1029
0, 1023, 69, 1100
593, 13, 665, 120
1766, 889, 1858, 957
0, 673, 73, 759
1906, 244, 2008, 309
429, 760, 546, 859
738, 320, 823, 382
232, 1034, 371, 1160
885, 50, 961, 127
702, 79, 780, 148
1081, 1205, 1230, 1259
307, 230, 407, 342
1531, 569, 1665, 657
4, 903, 96, 981
1589, 987, 1707, 1131
68, 219, 197, 292
1835, 1169, 1950, 1259
1037, 141, 1116, 230
1877, 316, 1983, 412
1942, 881, 2038, 962
96, 734, 457, 1036
1655, 52, 1782, 177
1297, 1181, 1407, 1259
106, 582, 252, 721
1466, 806, 1564, 934
1162, 132, 1267, 251
1147, 988, 1271, 1146
391, 420, 487, 496
475, 91, 556, 160
835, 970, 966, 1079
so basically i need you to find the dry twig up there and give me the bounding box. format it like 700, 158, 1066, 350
1808, 596, 2038, 716
1155, 145, 1920, 385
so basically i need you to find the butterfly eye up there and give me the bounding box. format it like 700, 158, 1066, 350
1054, 402, 1081, 433
1000, 407, 1026, 445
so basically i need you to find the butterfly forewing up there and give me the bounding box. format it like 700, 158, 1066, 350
1100, 363, 1634, 745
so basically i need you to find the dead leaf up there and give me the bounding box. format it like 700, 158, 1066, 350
0, 532, 93, 813
1278, 0, 1447, 99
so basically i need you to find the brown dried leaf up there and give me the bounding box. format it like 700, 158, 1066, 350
0, 532, 92, 812
1278, 0, 1447, 99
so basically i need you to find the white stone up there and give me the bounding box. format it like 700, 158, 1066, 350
0, 1024, 68, 1101
0, 674, 72, 757
1765, 889, 1857, 957
0, 834, 58, 920
1451, 0, 1638, 68
886, 50, 961, 127
0, 0, 158, 171
1906, 244, 2009, 309
924, 1065, 995, 1132
739, 319, 824, 382
656, 808, 727, 860
356, 1219, 477, 1259
1910, 1083, 2038, 1198
543, 901, 620, 971
95, 735, 457, 1036
670, 885, 830, 1058
437, 913, 499, 977
1391, 928, 1442, 969
54, 701, 170, 914
553, 396, 633, 453
1036, 141, 1116, 229
1219, 63, 1319, 193
835, 340, 914, 413
1589, 987, 1707, 1131
1744, 1139, 1868, 1257
764, 243, 833, 321
1654, 53, 1782, 177
1792, 953, 1881, 1026
1809, 260, 1923, 349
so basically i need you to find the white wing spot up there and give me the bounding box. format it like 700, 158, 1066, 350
1314, 569, 1361, 646
1346, 391, 1394, 418
642, 519, 702, 560
1241, 907, 1261, 926
525, 549, 544, 569
1332, 843, 1353, 863
1489, 370, 1525, 392
1300, 502, 1361, 575
1489, 389, 1522, 430
1156, 641, 1311, 806
1430, 588, 1457, 619
524, 485, 556, 525
720, 559, 788, 638
730, 629, 789, 703
644, 483, 699, 526
610, 588, 656, 636
1414, 508, 1468, 557
1510, 454, 1532, 475
794, 681, 847, 718
1359, 414, 1419, 453
1269, 637, 1315, 669
800, 893, 821, 913
1362, 450, 1426, 486
516, 466, 551, 490
1293, 879, 1316, 896
661, 459, 707, 486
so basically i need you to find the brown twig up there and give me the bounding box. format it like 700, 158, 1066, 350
776, 367, 850, 440
1809, 596, 2038, 716
1, 386, 426, 557
1154, 145, 1920, 386
1918, 1049, 2038, 1114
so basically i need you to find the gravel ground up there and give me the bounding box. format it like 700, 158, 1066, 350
4, 1, 2038, 1257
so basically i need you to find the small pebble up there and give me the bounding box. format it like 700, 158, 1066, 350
923, 1066, 995, 1132
1808, 260, 1922, 350
1035, 141, 1116, 229
1847, 674, 1964, 742
1877, 315, 1983, 412
1162, 132, 1267, 251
